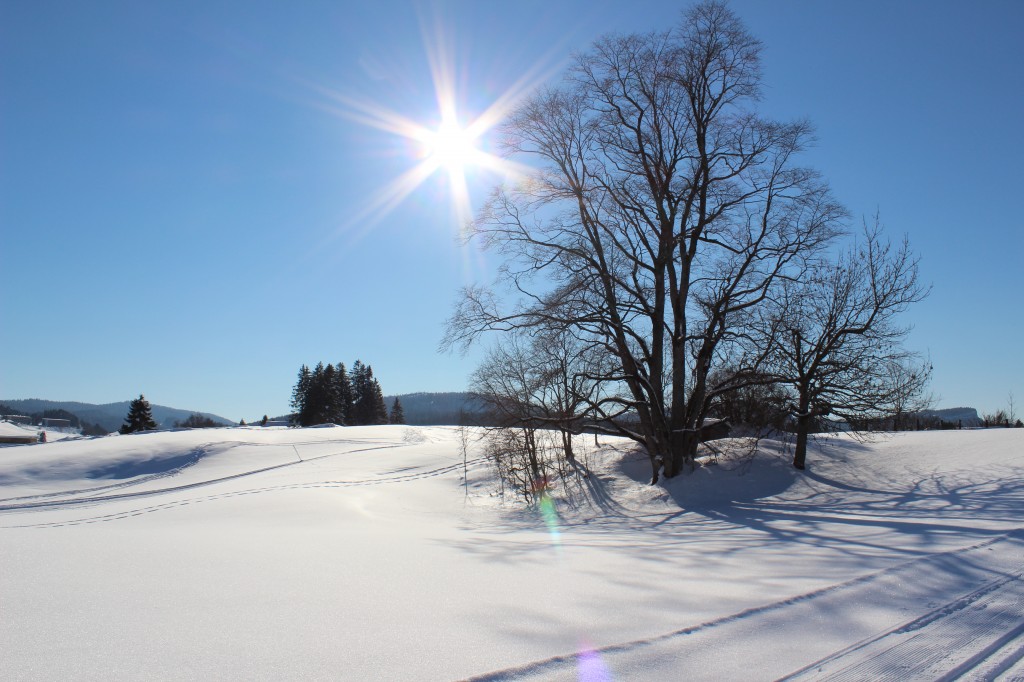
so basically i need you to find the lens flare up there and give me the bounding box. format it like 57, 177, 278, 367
577, 640, 612, 682
532, 475, 565, 548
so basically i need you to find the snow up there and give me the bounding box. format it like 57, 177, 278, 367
0, 419, 80, 443
1, 425, 1023, 680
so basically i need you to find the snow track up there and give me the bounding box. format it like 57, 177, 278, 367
0, 442, 411, 511
465, 532, 1024, 681
784, 543, 1024, 681
0, 432, 490, 528
1, 453, 493, 529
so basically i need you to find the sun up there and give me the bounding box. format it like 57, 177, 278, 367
303, 12, 561, 239
422, 119, 481, 176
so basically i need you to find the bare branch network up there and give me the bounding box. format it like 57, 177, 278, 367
443, 1, 929, 487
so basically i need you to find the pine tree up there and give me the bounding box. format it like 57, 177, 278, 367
334, 363, 353, 425
320, 362, 337, 424
291, 365, 312, 425
389, 397, 406, 425
371, 376, 389, 424
350, 362, 389, 425
291, 359, 390, 427
120, 394, 158, 434
310, 362, 327, 424
350, 360, 370, 425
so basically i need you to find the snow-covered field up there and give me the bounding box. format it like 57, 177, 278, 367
2, 425, 1023, 680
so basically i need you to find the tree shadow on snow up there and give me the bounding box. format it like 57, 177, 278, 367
83, 449, 203, 480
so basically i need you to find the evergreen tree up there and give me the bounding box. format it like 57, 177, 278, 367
291, 365, 312, 425
370, 375, 389, 425
309, 362, 327, 424
319, 362, 337, 424
349, 362, 389, 425
290, 359, 390, 427
82, 422, 109, 436
120, 394, 158, 434
350, 360, 370, 425
389, 397, 406, 425
334, 362, 353, 425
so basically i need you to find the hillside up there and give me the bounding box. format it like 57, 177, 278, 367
384, 391, 486, 425
0, 398, 234, 432
919, 406, 982, 426
2, 426, 1023, 679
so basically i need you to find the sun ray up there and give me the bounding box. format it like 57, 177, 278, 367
317, 158, 440, 248
294, 5, 578, 255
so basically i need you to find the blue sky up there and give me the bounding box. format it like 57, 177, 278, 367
2, 0, 1021, 421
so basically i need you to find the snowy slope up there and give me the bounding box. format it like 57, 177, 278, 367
1, 426, 1023, 680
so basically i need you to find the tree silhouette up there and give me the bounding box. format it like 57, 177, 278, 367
389, 397, 406, 425
120, 395, 158, 434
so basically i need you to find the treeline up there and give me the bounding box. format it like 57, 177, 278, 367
175, 413, 219, 429
383, 392, 487, 426
290, 361, 405, 427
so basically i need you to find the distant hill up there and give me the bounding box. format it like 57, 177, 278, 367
0, 399, 233, 433
918, 407, 981, 427
384, 392, 487, 426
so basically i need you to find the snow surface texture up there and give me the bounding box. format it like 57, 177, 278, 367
2, 426, 1023, 680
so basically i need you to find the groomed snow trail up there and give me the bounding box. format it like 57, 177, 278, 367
783, 536, 1024, 681
464, 532, 1024, 681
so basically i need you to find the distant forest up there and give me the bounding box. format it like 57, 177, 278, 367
381, 392, 487, 426
286, 362, 491, 427
0, 399, 232, 434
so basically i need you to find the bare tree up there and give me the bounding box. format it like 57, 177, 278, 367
528, 326, 610, 461
982, 409, 1009, 428
444, 1, 843, 482
469, 332, 591, 501
887, 357, 934, 431
770, 219, 929, 470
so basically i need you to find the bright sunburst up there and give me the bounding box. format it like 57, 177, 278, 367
303, 11, 563, 241
420, 118, 481, 176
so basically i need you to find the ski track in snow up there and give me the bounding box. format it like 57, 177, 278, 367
781, 561, 1024, 681
0, 437, 390, 505
0, 442, 398, 513
464, 532, 1024, 681
0, 438, 492, 528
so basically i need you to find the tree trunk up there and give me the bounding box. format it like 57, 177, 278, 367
645, 426, 673, 483
662, 428, 700, 479
560, 428, 574, 462
793, 416, 809, 470
792, 390, 811, 470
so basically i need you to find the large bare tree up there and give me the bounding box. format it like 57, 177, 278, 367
444, 1, 844, 482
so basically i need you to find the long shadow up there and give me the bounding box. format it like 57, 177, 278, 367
450, 436, 1024, 572
83, 451, 202, 479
